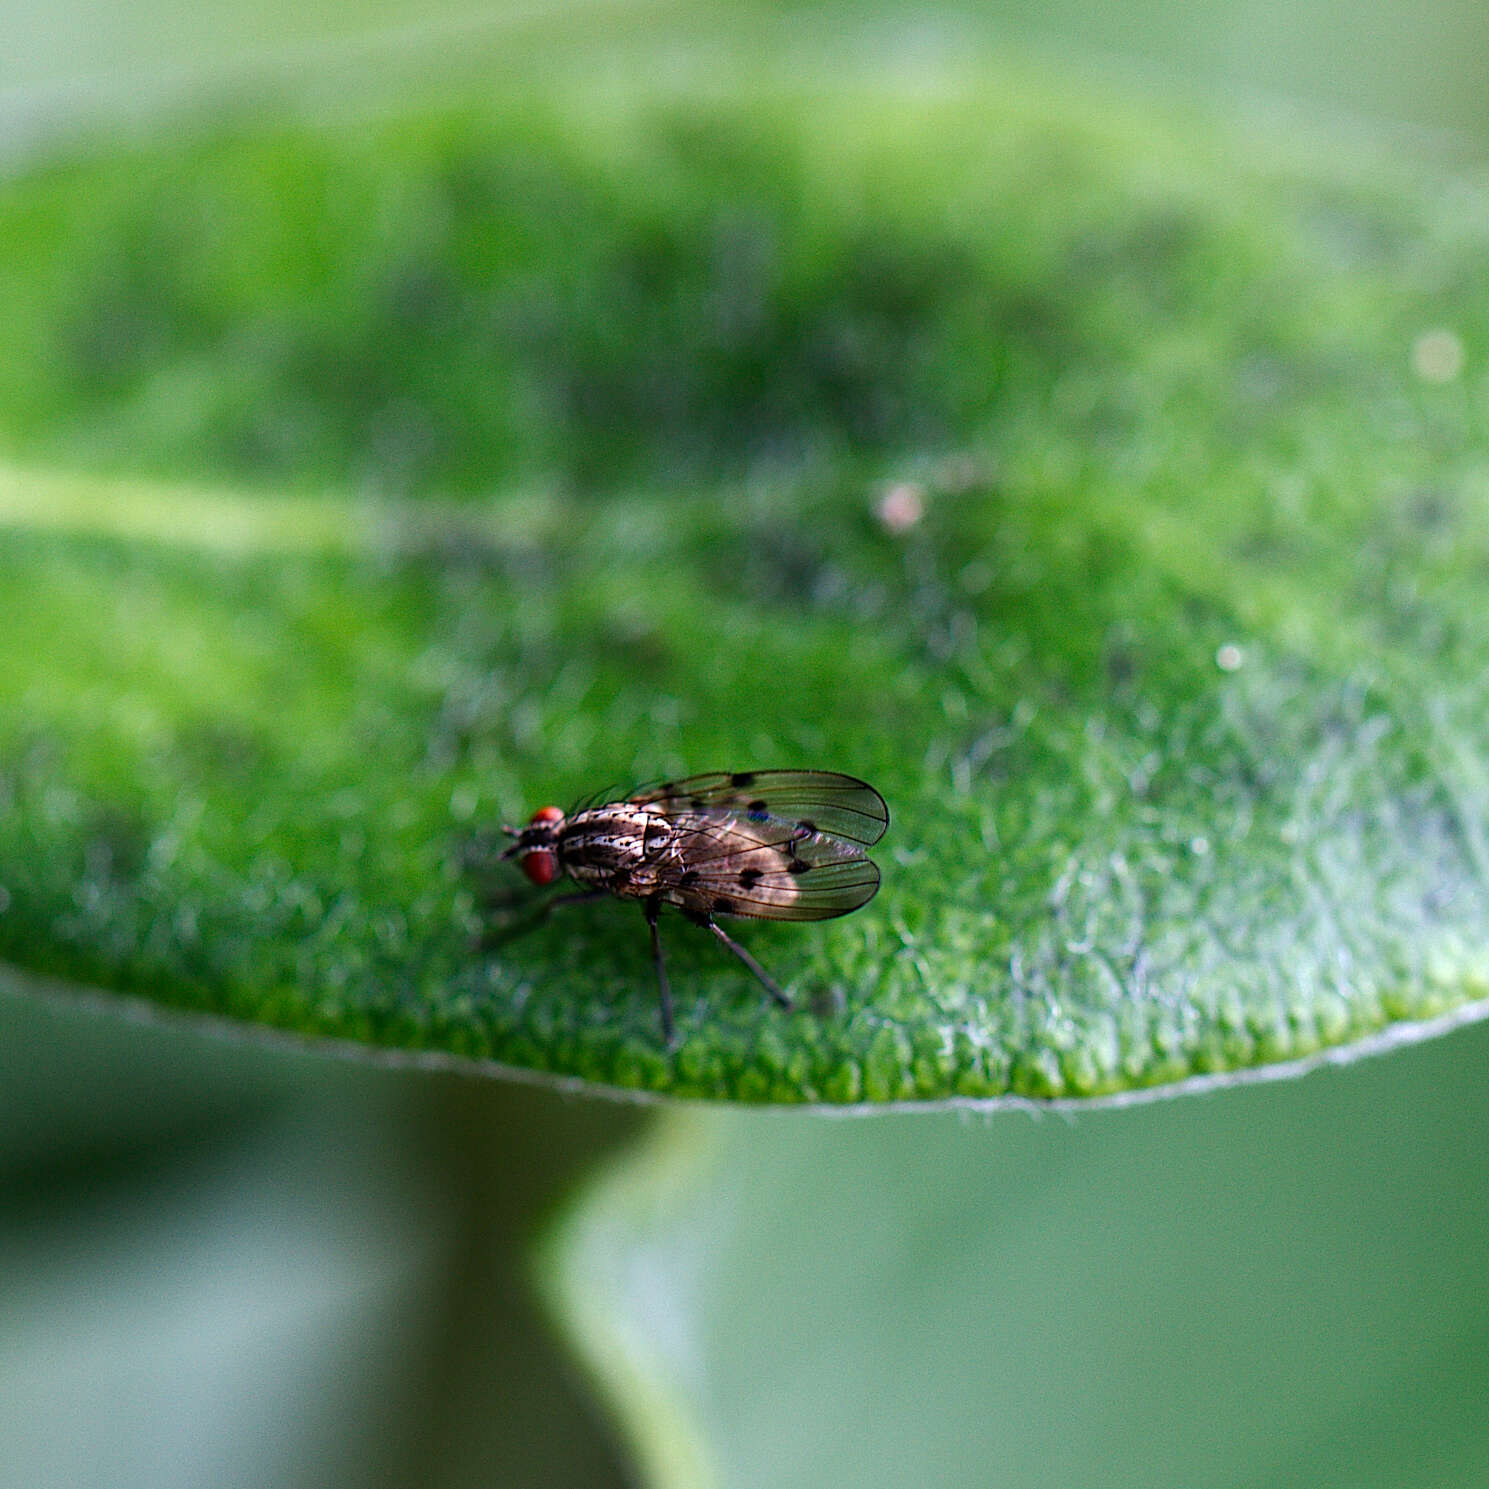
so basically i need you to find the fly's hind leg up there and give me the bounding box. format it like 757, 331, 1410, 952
691, 913, 793, 1010
645, 896, 676, 1046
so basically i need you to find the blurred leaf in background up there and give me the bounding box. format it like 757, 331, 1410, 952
0, 979, 640, 1489
550, 1021, 1489, 1489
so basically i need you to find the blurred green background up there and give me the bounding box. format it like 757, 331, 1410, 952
4, 2, 1489, 1487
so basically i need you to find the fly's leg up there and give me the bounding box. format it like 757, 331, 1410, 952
693, 914, 793, 1010
545, 889, 612, 911
645, 896, 676, 1046
476, 887, 607, 949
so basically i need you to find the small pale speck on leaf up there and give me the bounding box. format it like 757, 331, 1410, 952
1411, 328, 1464, 383
875, 482, 925, 534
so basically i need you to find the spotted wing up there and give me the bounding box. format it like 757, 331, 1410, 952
643, 810, 882, 922
630, 770, 888, 848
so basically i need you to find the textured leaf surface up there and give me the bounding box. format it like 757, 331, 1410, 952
2, 57, 1488, 1102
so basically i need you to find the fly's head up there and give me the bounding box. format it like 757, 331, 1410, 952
501, 805, 567, 886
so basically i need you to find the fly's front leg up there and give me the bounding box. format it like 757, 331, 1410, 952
476, 887, 608, 950
692, 913, 793, 1009
645, 896, 676, 1046
545, 889, 612, 911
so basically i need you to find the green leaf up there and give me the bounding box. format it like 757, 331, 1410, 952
3, 56, 1488, 1102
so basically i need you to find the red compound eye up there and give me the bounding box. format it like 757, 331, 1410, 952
520, 849, 560, 886
518, 806, 564, 886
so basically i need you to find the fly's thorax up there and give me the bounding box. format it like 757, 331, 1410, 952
560, 802, 675, 890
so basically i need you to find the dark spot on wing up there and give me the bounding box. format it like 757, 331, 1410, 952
643, 820, 668, 854
712, 895, 737, 915
679, 870, 701, 887
747, 799, 769, 821
690, 796, 707, 810
787, 858, 811, 876
730, 771, 757, 787
796, 818, 817, 834
738, 868, 763, 889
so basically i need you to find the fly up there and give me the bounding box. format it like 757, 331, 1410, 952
500, 770, 888, 1044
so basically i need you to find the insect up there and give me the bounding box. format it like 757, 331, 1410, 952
501, 770, 888, 1044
